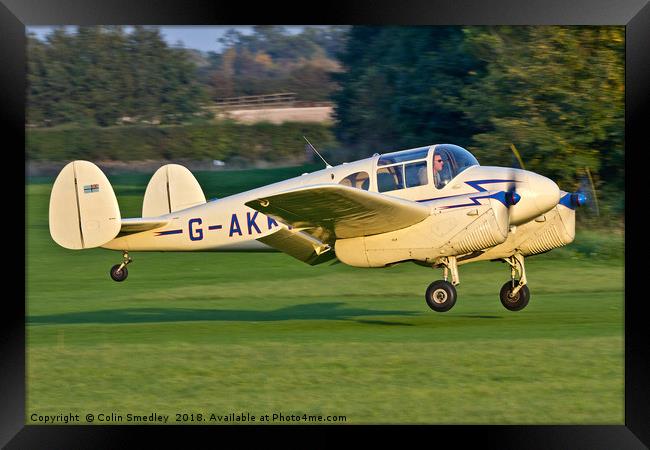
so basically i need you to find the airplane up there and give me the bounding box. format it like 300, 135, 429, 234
48, 143, 588, 313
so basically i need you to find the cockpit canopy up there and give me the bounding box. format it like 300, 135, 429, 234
377, 146, 430, 166
432, 144, 479, 189
374, 144, 479, 192
376, 146, 430, 192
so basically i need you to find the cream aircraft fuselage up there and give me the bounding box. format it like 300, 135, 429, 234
49, 144, 584, 312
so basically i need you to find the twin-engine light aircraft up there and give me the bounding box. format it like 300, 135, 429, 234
49, 144, 587, 312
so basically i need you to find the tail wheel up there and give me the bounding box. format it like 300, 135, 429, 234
110, 264, 128, 282
425, 280, 457, 312
499, 280, 530, 311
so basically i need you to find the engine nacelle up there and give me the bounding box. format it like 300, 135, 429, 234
518, 198, 576, 256
455, 194, 577, 266
335, 196, 510, 268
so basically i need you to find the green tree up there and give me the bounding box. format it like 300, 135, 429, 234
39, 27, 79, 125
27, 26, 207, 127
26, 33, 49, 125
209, 26, 349, 101
332, 26, 484, 159
461, 26, 624, 196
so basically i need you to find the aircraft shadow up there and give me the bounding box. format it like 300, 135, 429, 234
28, 302, 419, 326
454, 315, 503, 319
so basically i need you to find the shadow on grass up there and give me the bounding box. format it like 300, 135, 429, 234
28, 302, 419, 325
454, 315, 503, 319
355, 319, 415, 326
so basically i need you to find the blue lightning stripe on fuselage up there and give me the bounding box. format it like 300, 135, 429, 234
464, 179, 518, 192
417, 179, 518, 207
439, 191, 512, 209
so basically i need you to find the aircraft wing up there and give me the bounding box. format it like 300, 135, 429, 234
245, 184, 430, 243
118, 217, 170, 235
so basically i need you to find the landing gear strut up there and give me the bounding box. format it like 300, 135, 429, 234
425, 256, 459, 312
500, 253, 530, 311
110, 252, 132, 282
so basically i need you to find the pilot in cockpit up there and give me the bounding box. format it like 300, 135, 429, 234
433, 152, 446, 188
432, 146, 463, 189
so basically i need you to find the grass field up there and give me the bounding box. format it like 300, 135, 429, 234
26, 166, 625, 424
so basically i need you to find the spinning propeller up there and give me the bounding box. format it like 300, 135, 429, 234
504, 144, 524, 207
508, 143, 600, 214
504, 183, 521, 207
572, 167, 600, 216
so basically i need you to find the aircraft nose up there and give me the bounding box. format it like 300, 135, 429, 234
528, 172, 560, 214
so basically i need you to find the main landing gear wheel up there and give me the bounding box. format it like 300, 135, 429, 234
425, 280, 457, 312
499, 280, 530, 311
110, 251, 132, 282
110, 264, 128, 282
500, 254, 530, 311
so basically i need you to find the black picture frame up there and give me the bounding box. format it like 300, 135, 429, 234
4, 0, 648, 447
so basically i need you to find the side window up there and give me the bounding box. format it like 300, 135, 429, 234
405, 161, 428, 188
339, 171, 370, 190
377, 166, 404, 192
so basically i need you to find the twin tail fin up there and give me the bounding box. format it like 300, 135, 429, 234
49, 161, 206, 250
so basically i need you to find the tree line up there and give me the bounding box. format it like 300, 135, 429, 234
27, 25, 624, 217
199, 25, 349, 101
27, 25, 349, 128
27, 26, 207, 127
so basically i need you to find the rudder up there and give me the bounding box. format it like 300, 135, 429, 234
49, 161, 121, 249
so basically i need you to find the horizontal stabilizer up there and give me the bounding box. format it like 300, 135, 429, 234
245, 184, 430, 242
119, 218, 170, 235
143, 164, 206, 217
49, 161, 121, 249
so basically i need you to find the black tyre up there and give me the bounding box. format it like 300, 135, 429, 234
499, 280, 530, 311
110, 264, 128, 282
425, 280, 457, 312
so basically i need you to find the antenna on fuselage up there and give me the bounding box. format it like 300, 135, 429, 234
303, 136, 332, 168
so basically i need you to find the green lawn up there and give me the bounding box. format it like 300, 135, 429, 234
26, 168, 624, 424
